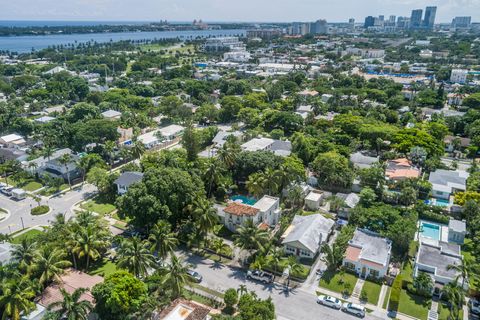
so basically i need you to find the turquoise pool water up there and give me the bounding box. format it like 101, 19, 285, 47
230, 195, 257, 206
435, 199, 450, 207
420, 221, 441, 240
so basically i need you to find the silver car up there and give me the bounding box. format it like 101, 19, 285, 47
317, 295, 342, 309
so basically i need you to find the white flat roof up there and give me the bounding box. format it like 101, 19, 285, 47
158, 124, 184, 137
164, 304, 194, 320
241, 138, 274, 151
138, 130, 160, 145
305, 191, 322, 202
1, 133, 23, 143
253, 195, 278, 212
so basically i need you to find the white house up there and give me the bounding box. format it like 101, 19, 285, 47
101, 109, 122, 120
137, 125, 184, 149
281, 214, 334, 259
343, 228, 392, 279
241, 138, 291, 157
222, 195, 281, 232
0, 133, 26, 149
114, 172, 144, 195
304, 190, 324, 210
450, 69, 468, 84
428, 169, 469, 200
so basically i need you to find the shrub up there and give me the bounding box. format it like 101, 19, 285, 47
31, 205, 49, 215
223, 288, 238, 315
360, 289, 368, 302
416, 203, 449, 224
388, 275, 402, 312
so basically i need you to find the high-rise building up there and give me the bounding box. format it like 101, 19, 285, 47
397, 16, 410, 29
423, 6, 437, 29
410, 9, 423, 29
364, 16, 375, 28
311, 19, 328, 34
389, 15, 396, 25
379, 15, 385, 22
452, 16, 472, 28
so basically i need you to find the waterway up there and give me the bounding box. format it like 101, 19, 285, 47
0, 29, 246, 53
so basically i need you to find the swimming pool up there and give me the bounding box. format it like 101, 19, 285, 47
230, 195, 257, 206
435, 199, 450, 207
419, 221, 441, 240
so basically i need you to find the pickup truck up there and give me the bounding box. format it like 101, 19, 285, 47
246, 269, 274, 284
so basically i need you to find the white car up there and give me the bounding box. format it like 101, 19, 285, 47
317, 295, 342, 309
342, 302, 365, 317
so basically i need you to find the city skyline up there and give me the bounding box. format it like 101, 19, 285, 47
1, 0, 480, 23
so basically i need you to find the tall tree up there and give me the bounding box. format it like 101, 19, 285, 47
148, 221, 178, 261
117, 237, 156, 278
31, 247, 71, 285
181, 122, 200, 162
58, 153, 73, 190
47, 288, 93, 320
233, 220, 269, 255
0, 278, 36, 320
161, 254, 190, 299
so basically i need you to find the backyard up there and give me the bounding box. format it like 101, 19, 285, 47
397, 289, 430, 320
319, 270, 358, 296
438, 302, 463, 320
361, 280, 382, 305
88, 258, 119, 277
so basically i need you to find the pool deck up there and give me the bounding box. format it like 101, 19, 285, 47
440, 225, 449, 242
416, 220, 450, 243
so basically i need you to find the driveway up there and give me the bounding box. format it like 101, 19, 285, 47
0, 184, 97, 234
180, 252, 384, 320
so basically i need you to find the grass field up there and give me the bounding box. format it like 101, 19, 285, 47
11, 229, 43, 244
88, 258, 118, 277
80, 198, 116, 215
382, 286, 391, 309
319, 270, 358, 296
0, 177, 43, 191
438, 302, 463, 320
361, 280, 382, 305
38, 184, 69, 196
398, 289, 430, 320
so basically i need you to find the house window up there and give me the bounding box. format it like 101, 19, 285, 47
369, 269, 380, 278
286, 247, 295, 253
344, 262, 356, 270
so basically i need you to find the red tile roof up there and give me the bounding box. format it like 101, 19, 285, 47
224, 202, 259, 217
36, 269, 103, 308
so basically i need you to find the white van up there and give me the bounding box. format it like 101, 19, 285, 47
342, 302, 365, 317
11, 188, 26, 200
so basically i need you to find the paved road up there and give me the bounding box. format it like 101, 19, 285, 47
0, 184, 97, 234
182, 252, 384, 320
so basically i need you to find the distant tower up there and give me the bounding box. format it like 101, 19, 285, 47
423, 6, 437, 29
410, 9, 423, 29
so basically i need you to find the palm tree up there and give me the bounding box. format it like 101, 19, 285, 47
284, 255, 303, 290
0, 278, 36, 320
210, 237, 228, 262
216, 143, 236, 169
11, 238, 37, 272
43, 145, 54, 161
104, 140, 116, 172
447, 259, 478, 289
31, 247, 72, 285
161, 254, 190, 298
441, 281, 465, 320
286, 185, 304, 209
237, 284, 248, 297
267, 247, 284, 280
130, 137, 145, 159
327, 195, 345, 213
28, 162, 38, 175
77, 157, 89, 186
58, 153, 72, 190
117, 237, 156, 278
203, 160, 222, 198
47, 288, 93, 320
119, 146, 132, 164
246, 172, 267, 198
148, 221, 178, 261
233, 220, 269, 256
191, 198, 219, 248
72, 226, 108, 270
263, 167, 280, 195
320, 243, 344, 271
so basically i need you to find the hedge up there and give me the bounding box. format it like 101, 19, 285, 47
416, 204, 450, 224
31, 205, 49, 215
388, 274, 402, 312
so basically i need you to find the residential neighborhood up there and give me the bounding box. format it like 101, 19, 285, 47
1, 4, 480, 320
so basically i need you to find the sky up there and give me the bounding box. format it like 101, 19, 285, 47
1, 0, 480, 23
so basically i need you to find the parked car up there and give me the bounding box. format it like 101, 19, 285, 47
187, 270, 203, 283
470, 299, 480, 315
246, 269, 274, 284
0, 182, 7, 190
317, 295, 342, 309
1, 186, 14, 196
342, 302, 365, 318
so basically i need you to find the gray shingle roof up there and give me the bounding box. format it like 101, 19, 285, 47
417, 241, 462, 279
349, 228, 392, 267
114, 172, 144, 187
429, 169, 469, 193
282, 214, 335, 254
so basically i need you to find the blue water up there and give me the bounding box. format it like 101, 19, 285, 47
230, 195, 257, 206
0, 20, 150, 27
435, 199, 450, 207
420, 221, 441, 240
0, 29, 246, 53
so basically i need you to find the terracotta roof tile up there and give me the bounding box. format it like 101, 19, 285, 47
224, 202, 259, 217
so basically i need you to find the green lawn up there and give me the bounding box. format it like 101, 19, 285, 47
401, 260, 414, 284
263, 259, 310, 280
382, 286, 391, 309
398, 289, 430, 320
39, 184, 69, 196
438, 302, 463, 320
362, 280, 382, 305
191, 283, 224, 298
0, 178, 43, 191
88, 258, 118, 277
11, 229, 43, 244
80, 198, 116, 215
184, 290, 219, 308
319, 270, 358, 295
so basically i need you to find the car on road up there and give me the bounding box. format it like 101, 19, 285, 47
317, 295, 342, 309
187, 270, 203, 283
1, 186, 14, 196
246, 269, 274, 284
470, 299, 480, 315
342, 302, 365, 318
